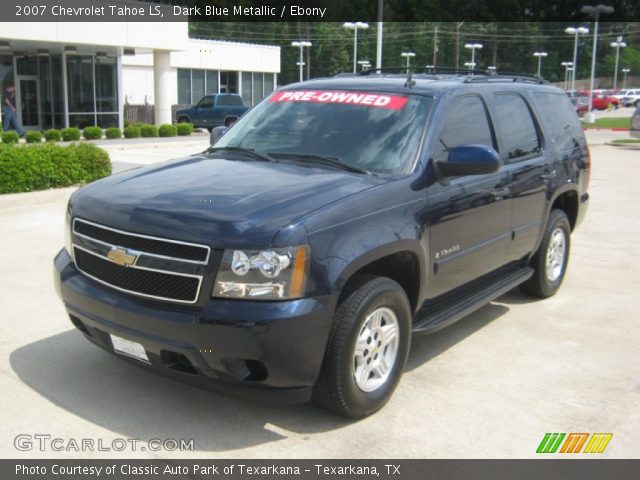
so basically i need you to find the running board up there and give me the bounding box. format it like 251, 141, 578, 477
412, 266, 534, 335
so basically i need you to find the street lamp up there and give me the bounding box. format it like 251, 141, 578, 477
610, 36, 627, 89
487, 66, 497, 74
425, 64, 435, 73
464, 43, 483, 69
561, 61, 574, 90
401, 51, 415, 73
533, 52, 548, 77
357, 60, 371, 71
565, 26, 589, 92
464, 62, 476, 71
581, 4, 615, 118
343, 22, 369, 73
622, 68, 630, 89
291, 41, 312, 82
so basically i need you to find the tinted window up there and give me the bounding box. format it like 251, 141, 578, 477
217, 95, 243, 106
492, 94, 541, 161
197, 96, 213, 108
533, 92, 584, 152
437, 95, 494, 161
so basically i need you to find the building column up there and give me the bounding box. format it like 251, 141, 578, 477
153, 50, 172, 125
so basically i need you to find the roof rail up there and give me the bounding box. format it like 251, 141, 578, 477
333, 67, 549, 84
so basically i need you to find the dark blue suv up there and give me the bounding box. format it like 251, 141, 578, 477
54, 72, 589, 418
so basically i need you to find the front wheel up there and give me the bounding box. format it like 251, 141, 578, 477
520, 209, 571, 298
314, 276, 411, 418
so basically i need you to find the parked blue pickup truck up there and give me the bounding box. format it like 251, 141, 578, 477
176, 94, 248, 130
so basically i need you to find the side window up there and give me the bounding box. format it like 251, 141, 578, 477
492, 94, 541, 161
437, 95, 494, 161
197, 96, 213, 108
533, 92, 584, 152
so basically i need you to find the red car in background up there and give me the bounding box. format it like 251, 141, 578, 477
570, 97, 589, 117
590, 94, 620, 110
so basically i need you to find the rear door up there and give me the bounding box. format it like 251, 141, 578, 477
488, 92, 549, 261
427, 94, 511, 297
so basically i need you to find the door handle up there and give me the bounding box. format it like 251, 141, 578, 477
491, 187, 510, 199
540, 170, 557, 181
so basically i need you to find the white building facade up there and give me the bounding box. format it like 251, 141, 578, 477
0, 22, 280, 130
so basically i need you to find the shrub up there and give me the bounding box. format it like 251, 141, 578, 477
124, 120, 131, 128
0, 143, 111, 194
44, 129, 62, 142
158, 124, 177, 137
61, 127, 81, 142
140, 124, 158, 138
131, 122, 146, 128
1, 131, 19, 144
25, 131, 42, 144
105, 127, 122, 139
176, 122, 194, 136
82, 126, 102, 140
123, 126, 141, 138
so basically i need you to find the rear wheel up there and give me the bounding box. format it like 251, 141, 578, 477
520, 209, 571, 298
314, 276, 411, 418
177, 116, 189, 124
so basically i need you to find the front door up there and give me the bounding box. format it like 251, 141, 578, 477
16, 76, 40, 129
427, 94, 512, 298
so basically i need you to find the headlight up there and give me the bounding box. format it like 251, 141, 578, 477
213, 246, 308, 300
64, 208, 73, 259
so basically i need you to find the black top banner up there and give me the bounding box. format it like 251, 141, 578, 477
2, 0, 639, 22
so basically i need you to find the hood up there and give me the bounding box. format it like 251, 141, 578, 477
71, 154, 385, 247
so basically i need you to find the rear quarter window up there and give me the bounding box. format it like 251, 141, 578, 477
491, 93, 541, 161
532, 92, 585, 152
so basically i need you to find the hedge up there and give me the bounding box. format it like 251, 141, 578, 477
176, 122, 193, 136
140, 124, 158, 137
83, 126, 102, 140
44, 129, 62, 142
158, 124, 177, 137
105, 127, 122, 139
61, 127, 81, 142
123, 126, 141, 138
2, 131, 19, 144
0, 143, 112, 194
25, 131, 42, 144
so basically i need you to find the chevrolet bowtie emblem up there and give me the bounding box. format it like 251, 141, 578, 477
107, 248, 138, 267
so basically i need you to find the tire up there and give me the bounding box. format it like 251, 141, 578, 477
177, 116, 189, 124
314, 276, 412, 418
520, 209, 571, 298
635, 100, 640, 108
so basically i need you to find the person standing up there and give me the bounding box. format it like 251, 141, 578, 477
3, 82, 25, 136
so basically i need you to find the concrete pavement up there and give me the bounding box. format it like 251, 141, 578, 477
0, 132, 638, 459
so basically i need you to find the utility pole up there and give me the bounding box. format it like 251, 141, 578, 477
432, 25, 438, 67
376, 0, 383, 70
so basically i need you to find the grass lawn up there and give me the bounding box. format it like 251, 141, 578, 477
583, 117, 632, 129
611, 139, 640, 144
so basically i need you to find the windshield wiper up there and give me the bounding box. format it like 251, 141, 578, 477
268, 152, 373, 175
206, 146, 275, 163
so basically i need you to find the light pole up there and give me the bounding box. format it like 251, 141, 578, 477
343, 22, 369, 73
425, 64, 435, 73
622, 68, 630, 89
464, 43, 483, 69
581, 4, 615, 119
464, 62, 476, 71
610, 36, 627, 89
565, 26, 589, 92
533, 52, 548, 77
401, 51, 415, 73
487, 65, 497, 74
357, 60, 371, 71
291, 41, 312, 82
561, 61, 574, 90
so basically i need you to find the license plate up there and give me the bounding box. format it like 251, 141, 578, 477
110, 334, 150, 364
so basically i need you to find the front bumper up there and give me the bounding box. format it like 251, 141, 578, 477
54, 249, 334, 404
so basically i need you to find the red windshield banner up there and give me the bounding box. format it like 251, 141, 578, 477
269, 90, 409, 110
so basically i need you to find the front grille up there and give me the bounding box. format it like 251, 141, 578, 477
74, 219, 209, 263
74, 248, 201, 303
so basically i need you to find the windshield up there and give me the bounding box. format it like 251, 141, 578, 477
215, 89, 432, 175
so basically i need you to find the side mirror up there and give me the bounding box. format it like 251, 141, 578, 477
224, 115, 238, 127
210, 126, 229, 146
437, 144, 500, 178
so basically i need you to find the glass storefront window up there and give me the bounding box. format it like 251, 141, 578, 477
252, 73, 264, 103
66, 55, 95, 113
264, 74, 274, 96
95, 56, 117, 112
206, 70, 218, 94
241, 72, 252, 106
191, 69, 205, 103
177, 69, 191, 105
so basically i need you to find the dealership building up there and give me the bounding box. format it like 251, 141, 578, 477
0, 22, 280, 130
